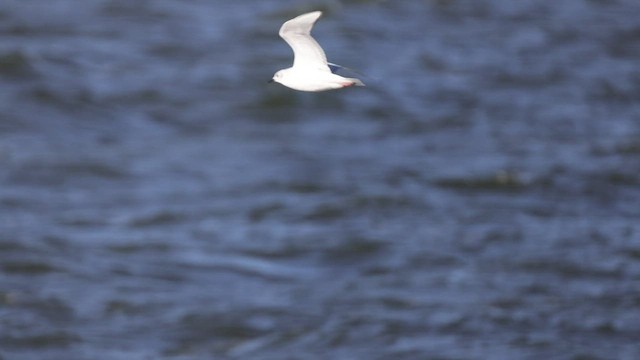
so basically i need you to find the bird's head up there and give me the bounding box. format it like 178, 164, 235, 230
269, 70, 285, 84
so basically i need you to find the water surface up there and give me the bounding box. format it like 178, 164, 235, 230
1, 1, 640, 359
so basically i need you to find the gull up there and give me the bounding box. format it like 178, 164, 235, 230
269, 11, 365, 92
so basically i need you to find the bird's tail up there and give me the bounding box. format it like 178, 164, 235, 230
329, 62, 366, 86
347, 77, 366, 87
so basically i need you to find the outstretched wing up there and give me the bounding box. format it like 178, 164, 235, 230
279, 11, 330, 72
328, 62, 341, 74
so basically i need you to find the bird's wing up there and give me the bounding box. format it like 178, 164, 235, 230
279, 11, 330, 72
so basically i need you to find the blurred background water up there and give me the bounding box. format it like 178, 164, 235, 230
1, 0, 640, 359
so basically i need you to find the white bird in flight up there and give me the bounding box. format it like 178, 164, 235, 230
269, 11, 365, 92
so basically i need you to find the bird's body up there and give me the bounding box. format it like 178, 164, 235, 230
272, 67, 362, 92
270, 11, 364, 92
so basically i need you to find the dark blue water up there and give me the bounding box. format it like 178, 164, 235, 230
1, 1, 640, 359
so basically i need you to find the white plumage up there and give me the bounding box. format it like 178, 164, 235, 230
270, 11, 365, 92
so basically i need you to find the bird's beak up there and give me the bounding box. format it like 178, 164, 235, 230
268, 78, 274, 84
